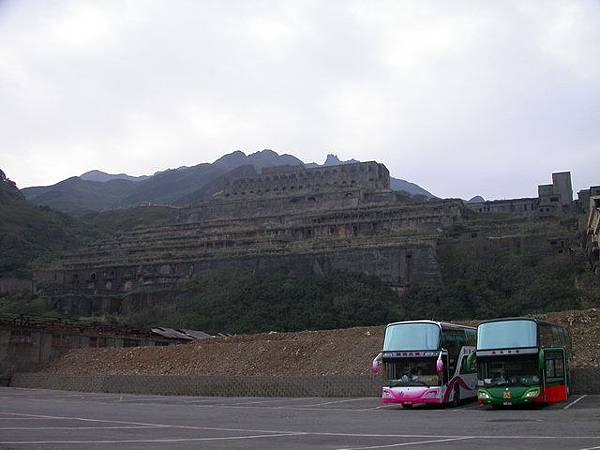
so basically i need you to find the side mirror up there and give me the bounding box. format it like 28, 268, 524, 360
539, 349, 545, 371
372, 353, 382, 374
466, 353, 476, 372
436, 352, 444, 373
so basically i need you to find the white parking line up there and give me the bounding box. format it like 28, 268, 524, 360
2, 411, 599, 444
0, 425, 159, 430
304, 398, 374, 407
564, 395, 588, 410
0, 412, 306, 435
336, 436, 473, 450
226, 397, 326, 406
0, 432, 304, 445
0, 418, 58, 420
192, 403, 381, 412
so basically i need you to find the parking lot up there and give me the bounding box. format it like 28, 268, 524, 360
0, 387, 599, 449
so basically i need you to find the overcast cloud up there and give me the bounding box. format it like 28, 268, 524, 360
0, 0, 599, 199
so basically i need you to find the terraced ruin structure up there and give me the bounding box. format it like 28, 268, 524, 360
34, 162, 467, 307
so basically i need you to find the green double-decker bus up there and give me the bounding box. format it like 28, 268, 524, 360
471, 318, 571, 406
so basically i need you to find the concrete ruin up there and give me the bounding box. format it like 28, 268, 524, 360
32, 163, 592, 314
466, 171, 574, 216
584, 196, 600, 275
0, 314, 191, 378
34, 162, 464, 305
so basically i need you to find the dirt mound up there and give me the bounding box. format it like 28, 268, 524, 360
534, 308, 600, 368
42, 326, 385, 377
41, 309, 600, 377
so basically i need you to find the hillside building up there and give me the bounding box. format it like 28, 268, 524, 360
577, 186, 600, 215
467, 171, 574, 216
0, 315, 195, 377
221, 161, 390, 198
584, 196, 600, 275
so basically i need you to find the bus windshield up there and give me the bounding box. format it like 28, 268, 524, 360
383, 323, 441, 351
478, 355, 539, 387
384, 357, 440, 387
477, 320, 537, 350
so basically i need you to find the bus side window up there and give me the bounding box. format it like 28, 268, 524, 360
539, 324, 553, 348
545, 349, 565, 382
552, 326, 566, 348
460, 354, 475, 374
466, 329, 476, 347
442, 330, 466, 374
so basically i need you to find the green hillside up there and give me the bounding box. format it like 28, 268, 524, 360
0, 170, 99, 277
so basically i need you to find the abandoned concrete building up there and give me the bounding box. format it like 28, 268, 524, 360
0, 314, 195, 377
577, 186, 600, 215
32, 162, 587, 314
34, 162, 464, 306
220, 161, 390, 198
584, 196, 600, 275
466, 171, 574, 216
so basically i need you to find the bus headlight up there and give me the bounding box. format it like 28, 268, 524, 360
525, 389, 540, 398
424, 390, 439, 398
478, 391, 490, 400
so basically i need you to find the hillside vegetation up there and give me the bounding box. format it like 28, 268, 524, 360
96, 271, 402, 334
0, 170, 98, 277
0, 169, 182, 277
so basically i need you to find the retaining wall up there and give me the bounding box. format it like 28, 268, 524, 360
9, 369, 600, 397
9, 373, 382, 397
570, 368, 600, 395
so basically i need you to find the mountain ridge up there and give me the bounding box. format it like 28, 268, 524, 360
21, 150, 436, 214
80, 170, 149, 183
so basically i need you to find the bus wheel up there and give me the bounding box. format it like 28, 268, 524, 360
452, 385, 460, 407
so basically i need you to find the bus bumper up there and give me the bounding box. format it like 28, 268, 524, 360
382, 386, 442, 405
477, 387, 544, 406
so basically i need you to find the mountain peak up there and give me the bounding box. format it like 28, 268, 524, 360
252, 149, 278, 157
323, 154, 360, 166
324, 154, 341, 165
213, 150, 247, 166
0, 168, 25, 202
468, 195, 485, 203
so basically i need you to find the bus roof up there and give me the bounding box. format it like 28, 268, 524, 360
385, 320, 475, 331
478, 317, 567, 330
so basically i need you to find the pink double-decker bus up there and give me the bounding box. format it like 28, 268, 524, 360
372, 320, 477, 407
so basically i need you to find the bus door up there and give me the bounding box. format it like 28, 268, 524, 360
543, 348, 568, 402
442, 330, 465, 375
457, 347, 477, 392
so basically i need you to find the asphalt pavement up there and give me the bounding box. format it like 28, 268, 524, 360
0, 387, 599, 449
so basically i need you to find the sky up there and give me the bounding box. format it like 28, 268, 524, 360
0, 0, 599, 200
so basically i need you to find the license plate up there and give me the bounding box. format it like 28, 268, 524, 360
503, 402, 512, 406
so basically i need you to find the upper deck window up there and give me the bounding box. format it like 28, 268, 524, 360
383, 323, 441, 351
477, 320, 537, 350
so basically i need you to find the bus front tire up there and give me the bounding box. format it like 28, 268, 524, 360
452, 385, 460, 407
